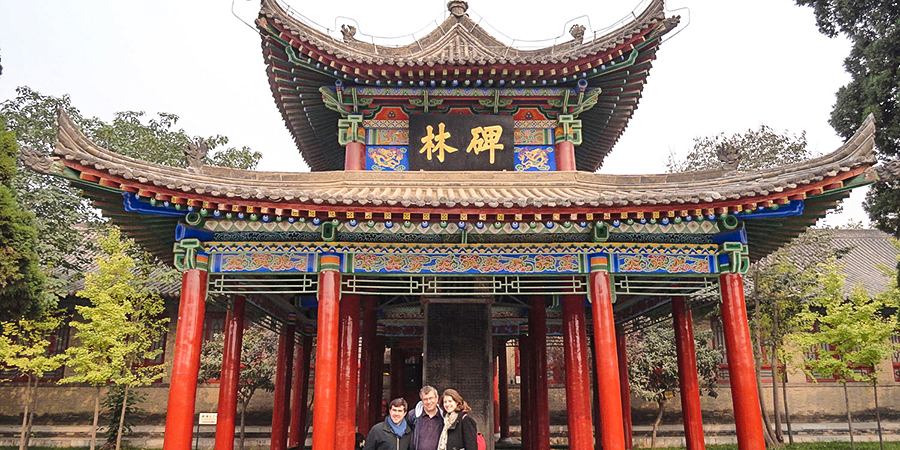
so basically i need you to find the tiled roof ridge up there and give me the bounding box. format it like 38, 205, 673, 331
40, 110, 877, 210
258, 0, 673, 66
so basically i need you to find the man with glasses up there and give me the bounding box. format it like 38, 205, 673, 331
406, 385, 443, 450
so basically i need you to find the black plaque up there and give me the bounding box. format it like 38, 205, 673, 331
409, 114, 515, 171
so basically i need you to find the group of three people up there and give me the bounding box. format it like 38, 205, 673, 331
363, 386, 479, 450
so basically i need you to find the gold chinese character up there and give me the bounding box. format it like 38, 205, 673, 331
466, 125, 504, 164
420, 122, 457, 163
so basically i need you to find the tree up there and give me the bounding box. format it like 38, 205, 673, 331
71, 226, 169, 450
0, 313, 67, 450
666, 125, 811, 173
794, 0, 900, 237
0, 87, 264, 301
198, 324, 278, 450
627, 325, 722, 448
0, 117, 49, 318
786, 257, 900, 450
750, 227, 848, 445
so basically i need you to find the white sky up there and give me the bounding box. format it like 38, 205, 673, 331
0, 0, 868, 226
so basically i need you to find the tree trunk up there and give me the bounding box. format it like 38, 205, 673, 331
239, 401, 247, 450
650, 399, 665, 449
90, 386, 101, 450
874, 381, 884, 450
115, 386, 129, 450
770, 306, 783, 443
751, 281, 779, 447
18, 377, 35, 450
843, 381, 855, 450
301, 391, 315, 444
781, 368, 794, 445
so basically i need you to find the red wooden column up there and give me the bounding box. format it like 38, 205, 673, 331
289, 335, 312, 448
497, 340, 511, 442
590, 269, 626, 450
370, 335, 386, 424
615, 324, 634, 450
590, 336, 602, 444
312, 258, 341, 450
214, 296, 245, 450
345, 141, 365, 170
720, 273, 766, 450
335, 294, 361, 448
528, 296, 551, 450
519, 334, 533, 450
271, 319, 295, 450
163, 269, 209, 450
389, 346, 403, 401
561, 295, 593, 450
555, 141, 576, 171
357, 297, 377, 432
493, 349, 501, 436
673, 296, 707, 450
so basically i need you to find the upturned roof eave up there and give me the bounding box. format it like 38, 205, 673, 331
37, 109, 878, 214
258, 0, 673, 68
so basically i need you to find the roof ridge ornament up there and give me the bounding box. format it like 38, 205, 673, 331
447, 0, 468, 18
569, 24, 586, 44
716, 143, 741, 172
183, 139, 209, 172
874, 158, 900, 182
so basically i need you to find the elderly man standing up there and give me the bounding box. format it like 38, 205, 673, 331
406, 386, 444, 450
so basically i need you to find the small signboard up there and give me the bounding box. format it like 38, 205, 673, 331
409, 114, 515, 171
198, 413, 217, 425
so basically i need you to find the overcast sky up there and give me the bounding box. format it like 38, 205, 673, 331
0, 0, 867, 226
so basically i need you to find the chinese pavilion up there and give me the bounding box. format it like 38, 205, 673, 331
23, 1, 887, 450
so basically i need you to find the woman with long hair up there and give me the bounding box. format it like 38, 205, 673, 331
437, 389, 477, 450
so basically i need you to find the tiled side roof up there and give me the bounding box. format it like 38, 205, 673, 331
829, 229, 898, 295
22, 110, 880, 262
56, 226, 183, 299
42, 110, 876, 211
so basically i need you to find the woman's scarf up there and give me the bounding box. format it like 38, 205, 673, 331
389, 416, 407, 437
437, 411, 458, 450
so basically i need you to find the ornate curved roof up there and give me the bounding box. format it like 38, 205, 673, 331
256, 0, 679, 171
24, 110, 880, 262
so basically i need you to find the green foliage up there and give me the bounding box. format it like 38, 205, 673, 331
864, 180, 900, 238
787, 257, 900, 383
795, 0, 900, 237
69, 226, 169, 388
198, 323, 278, 406
89, 110, 262, 170
627, 325, 722, 403
100, 385, 146, 444
0, 312, 67, 381
0, 119, 49, 318
666, 125, 811, 173
0, 86, 264, 286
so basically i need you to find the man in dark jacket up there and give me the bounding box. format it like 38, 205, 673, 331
364, 398, 412, 450
405, 385, 443, 450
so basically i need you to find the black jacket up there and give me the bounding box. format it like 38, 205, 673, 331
444, 413, 478, 450
363, 417, 412, 450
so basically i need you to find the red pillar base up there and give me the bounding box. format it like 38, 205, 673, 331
311, 270, 341, 450
214, 296, 245, 450
590, 271, 626, 450
561, 295, 593, 450
720, 273, 766, 450
163, 269, 208, 450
